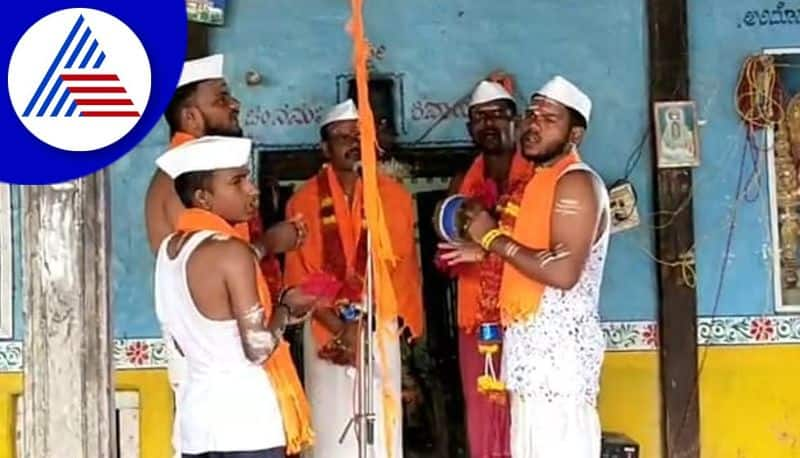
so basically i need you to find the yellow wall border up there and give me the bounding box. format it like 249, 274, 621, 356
116, 369, 173, 458
0, 369, 173, 458
0, 373, 22, 458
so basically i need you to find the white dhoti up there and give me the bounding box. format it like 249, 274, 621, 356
302, 321, 403, 458
509, 395, 600, 458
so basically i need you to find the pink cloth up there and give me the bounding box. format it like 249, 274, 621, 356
458, 330, 512, 458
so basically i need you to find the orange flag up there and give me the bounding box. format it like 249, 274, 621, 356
348, 1, 401, 456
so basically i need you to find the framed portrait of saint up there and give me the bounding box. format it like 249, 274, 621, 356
654, 100, 701, 169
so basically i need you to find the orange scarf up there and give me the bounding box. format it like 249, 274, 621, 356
308, 166, 422, 345
175, 208, 314, 454
456, 152, 532, 331
248, 217, 285, 305
169, 131, 196, 149
499, 152, 580, 324
311, 165, 366, 345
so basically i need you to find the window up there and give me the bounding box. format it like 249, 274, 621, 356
764, 48, 800, 312
15, 391, 141, 457
0, 184, 11, 338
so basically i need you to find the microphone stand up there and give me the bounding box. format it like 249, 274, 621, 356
359, 229, 376, 457
338, 161, 377, 458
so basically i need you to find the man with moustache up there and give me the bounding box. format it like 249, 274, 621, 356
437, 79, 531, 458
144, 54, 305, 458
445, 76, 609, 457
146, 54, 303, 257
284, 100, 424, 457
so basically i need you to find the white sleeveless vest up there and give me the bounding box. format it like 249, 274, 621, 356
154, 230, 285, 454
502, 162, 610, 407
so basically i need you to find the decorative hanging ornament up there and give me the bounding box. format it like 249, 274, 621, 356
476, 322, 506, 402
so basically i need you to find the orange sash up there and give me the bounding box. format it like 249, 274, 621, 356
498, 152, 579, 324
307, 167, 423, 346
311, 165, 365, 345
175, 208, 314, 454
456, 152, 531, 331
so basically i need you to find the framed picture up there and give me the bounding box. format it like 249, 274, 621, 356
653, 100, 701, 168
186, 0, 226, 26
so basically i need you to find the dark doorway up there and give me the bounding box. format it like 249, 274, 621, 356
403, 189, 467, 458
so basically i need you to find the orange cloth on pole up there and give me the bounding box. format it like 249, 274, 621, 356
498, 152, 580, 325
343, 1, 417, 455
455, 152, 531, 331
175, 208, 314, 455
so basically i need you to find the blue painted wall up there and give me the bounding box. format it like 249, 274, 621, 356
689, 0, 800, 316
5, 1, 790, 340
109, 122, 169, 338
107, 0, 655, 339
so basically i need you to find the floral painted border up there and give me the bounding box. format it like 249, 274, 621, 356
603, 315, 800, 351
0, 341, 22, 372
113, 338, 168, 369
602, 321, 659, 351
1, 315, 800, 371
0, 338, 167, 372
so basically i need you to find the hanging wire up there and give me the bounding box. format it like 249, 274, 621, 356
670, 51, 800, 446
672, 118, 751, 447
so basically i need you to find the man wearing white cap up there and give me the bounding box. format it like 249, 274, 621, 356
445, 76, 609, 457
436, 78, 531, 458
153, 136, 318, 458
145, 55, 307, 458
146, 54, 303, 255
283, 100, 424, 458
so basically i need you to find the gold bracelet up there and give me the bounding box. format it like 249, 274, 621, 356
480, 229, 504, 251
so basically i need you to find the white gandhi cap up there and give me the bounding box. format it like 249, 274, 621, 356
155, 136, 252, 179
320, 99, 360, 129
533, 75, 592, 124
469, 81, 515, 108
178, 54, 225, 88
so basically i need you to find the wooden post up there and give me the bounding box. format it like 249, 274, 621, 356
22, 172, 114, 458
647, 0, 701, 457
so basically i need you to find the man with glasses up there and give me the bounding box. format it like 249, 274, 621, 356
436, 79, 531, 458
444, 76, 608, 458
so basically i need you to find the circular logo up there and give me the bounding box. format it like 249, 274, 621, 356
1, 1, 186, 184
8, 8, 151, 152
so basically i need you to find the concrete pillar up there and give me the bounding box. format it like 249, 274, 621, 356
21, 173, 114, 458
